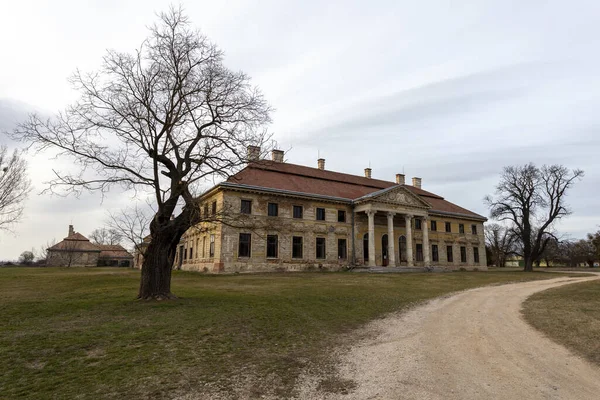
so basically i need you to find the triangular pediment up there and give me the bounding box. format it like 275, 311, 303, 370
354, 186, 431, 209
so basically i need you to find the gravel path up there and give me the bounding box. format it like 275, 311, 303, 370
299, 275, 600, 400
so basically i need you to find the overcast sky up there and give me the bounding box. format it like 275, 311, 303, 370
0, 0, 599, 259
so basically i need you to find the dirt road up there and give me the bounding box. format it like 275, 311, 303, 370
300, 275, 600, 400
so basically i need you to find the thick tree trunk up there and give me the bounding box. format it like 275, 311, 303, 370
523, 257, 534, 272
138, 223, 185, 300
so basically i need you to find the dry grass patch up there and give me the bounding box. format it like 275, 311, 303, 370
0, 267, 570, 399
523, 279, 600, 366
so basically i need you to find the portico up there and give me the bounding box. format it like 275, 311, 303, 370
354, 185, 432, 268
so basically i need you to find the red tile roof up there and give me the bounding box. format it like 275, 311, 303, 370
226, 161, 485, 220
98, 244, 133, 260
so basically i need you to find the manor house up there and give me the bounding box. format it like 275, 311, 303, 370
174, 147, 487, 273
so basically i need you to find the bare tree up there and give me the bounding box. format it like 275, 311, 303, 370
107, 204, 152, 254
89, 227, 122, 245
19, 250, 34, 265
484, 223, 516, 267
0, 145, 31, 230
12, 7, 272, 299
35, 238, 56, 263
485, 164, 583, 272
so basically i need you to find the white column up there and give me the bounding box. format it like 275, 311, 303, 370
367, 210, 376, 267
387, 212, 396, 267
423, 216, 430, 265
405, 214, 413, 267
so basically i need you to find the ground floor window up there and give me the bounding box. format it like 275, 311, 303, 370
292, 236, 303, 259
338, 238, 347, 260
399, 236, 407, 261
460, 246, 467, 263
209, 234, 215, 257
266, 235, 278, 258
432, 244, 439, 262
416, 244, 423, 262
316, 237, 326, 259
447, 246, 453, 262
239, 233, 251, 257
473, 247, 479, 263
363, 233, 369, 261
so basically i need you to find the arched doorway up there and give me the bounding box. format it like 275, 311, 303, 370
399, 236, 407, 262
363, 233, 369, 262
382, 234, 389, 266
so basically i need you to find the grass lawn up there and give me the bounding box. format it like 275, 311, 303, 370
523, 278, 600, 367
0, 267, 568, 399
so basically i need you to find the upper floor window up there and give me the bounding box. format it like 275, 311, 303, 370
211, 201, 217, 216
445, 222, 451, 233
471, 224, 478, 235
238, 233, 251, 257
241, 199, 252, 214
338, 210, 346, 223
268, 202, 279, 217
293, 205, 303, 219
203, 204, 209, 218
430, 220, 437, 231
459, 224, 465, 234
415, 218, 422, 230
316, 208, 326, 221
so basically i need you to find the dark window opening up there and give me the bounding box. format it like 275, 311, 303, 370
238, 233, 251, 257
338, 239, 347, 260
432, 244, 439, 262
445, 222, 451, 233
399, 236, 407, 261
415, 219, 422, 230
446, 246, 453, 262
266, 235, 278, 258
473, 247, 480, 263
209, 235, 215, 257
337, 210, 346, 223
293, 205, 303, 219
430, 220, 437, 231
416, 244, 423, 261
268, 202, 278, 217
363, 233, 369, 261
459, 224, 465, 234
292, 236, 303, 259
471, 224, 478, 235
316, 208, 326, 221
241, 199, 252, 214
211, 201, 217, 216
316, 237, 326, 259
203, 204, 209, 218
460, 246, 467, 263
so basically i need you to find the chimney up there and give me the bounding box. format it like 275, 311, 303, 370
396, 174, 405, 185
247, 145, 260, 162
271, 149, 284, 163
412, 177, 422, 188
364, 168, 372, 178
68, 225, 74, 236
317, 158, 325, 170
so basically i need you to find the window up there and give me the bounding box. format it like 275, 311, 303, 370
432, 244, 439, 262
183, 246, 187, 260
316, 237, 326, 259
202, 236, 206, 258
266, 235, 278, 258
203, 204, 209, 218
460, 246, 467, 263
473, 247, 480, 263
363, 233, 369, 261
211, 201, 217, 216
399, 236, 407, 261
189, 246, 193, 260
195, 238, 199, 259
416, 244, 423, 261
446, 246, 453, 262
316, 208, 326, 221
241, 199, 252, 214
430, 220, 437, 231
445, 222, 451, 233
292, 236, 303, 259
471, 224, 478, 235
209, 234, 215, 257
337, 210, 346, 223
293, 205, 303, 219
459, 224, 465, 234
338, 239, 347, 259
415, 218, 422, 230
238, 233, 251, 257
268, 202, 278, 217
